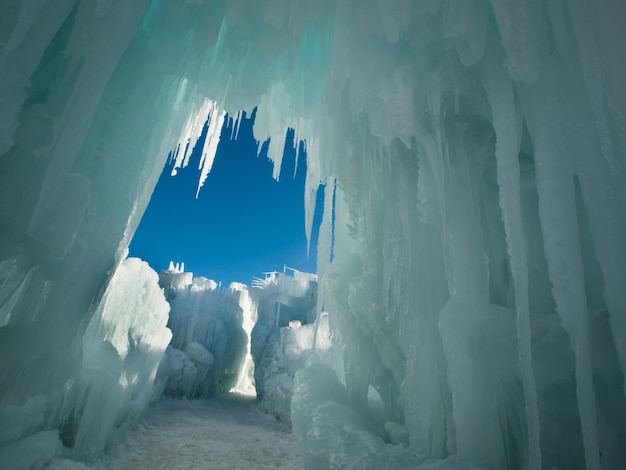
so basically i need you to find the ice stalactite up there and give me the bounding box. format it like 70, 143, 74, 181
481, 41, 540, 470
169, 98, 226, 197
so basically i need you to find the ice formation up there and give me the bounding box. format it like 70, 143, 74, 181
1, 1, 626, 470
155, 265, 251, 398
0, 258, 171, 468
249, 269, 325, 423
156, 264, 324, 413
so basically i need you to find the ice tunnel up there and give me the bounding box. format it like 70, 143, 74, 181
1, 1, 626, 469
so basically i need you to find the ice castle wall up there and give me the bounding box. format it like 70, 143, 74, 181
155, 269, 249, 399
249, 270, 322, 424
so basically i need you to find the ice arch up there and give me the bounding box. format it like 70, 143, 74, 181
1, 1, 626, 469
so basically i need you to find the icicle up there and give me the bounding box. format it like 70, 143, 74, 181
303, 138, 321, 257
518, 76, 600, 470
489, 0, 541, 84
482, 48, 542, 470
229, 110, 242, 140
196, 101, 226, 198
172, 99, 215, 175
0, 0, 48, 70
567, 0, 615, 172
229, 111, 237, 140
234, 110, 243, 140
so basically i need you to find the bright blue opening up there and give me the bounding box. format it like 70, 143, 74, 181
129, 109, 323, 286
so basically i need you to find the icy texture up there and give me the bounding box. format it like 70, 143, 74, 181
1, 3, 204, 466
0, 430, 62, 470
291, 363, 483, 470
170, 98, 226, 197
230, 282, 257, 395
0, 256, 171, 464
0, 257, 171, 464
156, 267, 249, 398
250, 271, 317, 391
56, 257, 171, 459
1, 1, 626, 469
249, 270, 324, 423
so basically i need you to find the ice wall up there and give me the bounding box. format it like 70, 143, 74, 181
62, 257, 171, 459
0, 257, 170, 468
249, 270, 323, 423
303, 3, 626, 469
0, 1, 222, 464
156, 267, 249, 398
1, 1, 626, 469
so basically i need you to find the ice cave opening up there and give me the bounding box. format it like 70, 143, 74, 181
128, 105, 321, 287
2, 1, 626, 470
120, 103, 325, 417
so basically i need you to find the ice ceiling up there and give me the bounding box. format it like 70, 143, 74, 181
1, 1, 625, 469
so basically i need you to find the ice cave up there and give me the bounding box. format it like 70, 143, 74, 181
1, 1, 626, 469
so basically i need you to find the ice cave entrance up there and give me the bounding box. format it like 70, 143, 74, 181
129, 105, 320, 287
126, 103, 323, 401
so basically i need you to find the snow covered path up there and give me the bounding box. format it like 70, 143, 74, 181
104, 394, 303, 470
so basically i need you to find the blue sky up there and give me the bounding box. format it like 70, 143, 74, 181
129, 109, 322, 286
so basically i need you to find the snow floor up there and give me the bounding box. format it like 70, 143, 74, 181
51, 393, 303, 470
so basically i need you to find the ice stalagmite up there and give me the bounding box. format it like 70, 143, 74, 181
1, 1, 626, 469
